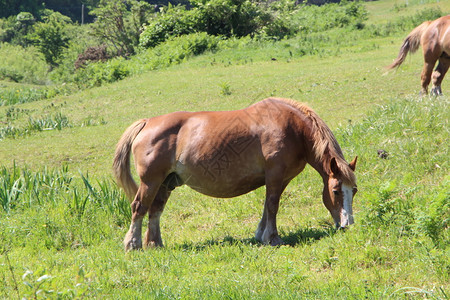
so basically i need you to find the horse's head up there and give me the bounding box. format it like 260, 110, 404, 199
322, 156, 358, 229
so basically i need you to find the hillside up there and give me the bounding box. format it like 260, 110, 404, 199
0, 0, 449, 298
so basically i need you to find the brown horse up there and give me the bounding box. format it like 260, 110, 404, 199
113, 98, 358, 251
387, 15, 450, 95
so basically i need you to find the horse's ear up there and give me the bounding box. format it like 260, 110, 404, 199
349, 156, 358, 171
330, 157, 340, 176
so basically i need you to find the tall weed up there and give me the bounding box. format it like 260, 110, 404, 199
0, 164, 130, 221
0, 113, 71, 139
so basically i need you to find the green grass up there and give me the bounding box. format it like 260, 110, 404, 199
0, 35, 432, 174
0, 0, 449, 298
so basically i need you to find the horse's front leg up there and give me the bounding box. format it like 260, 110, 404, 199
255, 207, 267, 242
256, 166, 287, 246
260, 192, 284, 246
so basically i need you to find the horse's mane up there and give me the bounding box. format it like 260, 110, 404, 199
269, 98, 356, 185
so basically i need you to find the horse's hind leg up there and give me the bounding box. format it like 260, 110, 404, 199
144, 185, 171, 248
431, 58, 449, 96
420, 61, 436, 96
124, 180, 164, 251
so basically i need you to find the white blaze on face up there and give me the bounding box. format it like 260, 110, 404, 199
340, 183, 354, 227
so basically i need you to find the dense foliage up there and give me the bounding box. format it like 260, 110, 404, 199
0, 0, 373, 95
0, 0, 445, 103
27, 11, 72, 68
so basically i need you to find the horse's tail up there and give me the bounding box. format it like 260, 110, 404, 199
113, 119, 147, 202
386, 20, 432, 69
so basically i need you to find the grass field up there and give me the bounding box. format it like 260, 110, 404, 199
0, 0, 449, 299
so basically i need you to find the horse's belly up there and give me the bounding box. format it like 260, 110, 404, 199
176, 160, 266, 198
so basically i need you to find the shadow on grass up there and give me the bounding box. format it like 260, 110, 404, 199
176, 223, 336, 251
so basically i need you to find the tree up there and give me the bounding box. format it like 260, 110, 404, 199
89, 0, 152, 57
28, 11, 71, 68
0, 0, 43, 19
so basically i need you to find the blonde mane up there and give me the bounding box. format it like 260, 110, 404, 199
269, 98, 356, 185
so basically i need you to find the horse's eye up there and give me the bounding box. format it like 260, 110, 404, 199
333, 190, 339, 196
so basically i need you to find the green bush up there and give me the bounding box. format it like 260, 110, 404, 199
259, 11, 298, 40
89, 0, 153, 57
0, 13, 36, 46
290, 1, 368, 34
139, 5, 200, 49
0, 67, 24, 82
76, 32, 219, 88
0, 43, 48, 84
139, 0, 280, 49
415, 182, 449, 248
27, 11, 71, 68
73, 56, 130, 88
193, 0, 272, 37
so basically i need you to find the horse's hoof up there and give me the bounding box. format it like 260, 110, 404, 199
270, 236, 284, 246
144, 240, 164, 249
430, 87, 443, 96
124, 238, 142, 251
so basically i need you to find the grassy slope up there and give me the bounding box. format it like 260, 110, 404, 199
0, 0, 449, 299
0, 37, 429, 175
1, 1, 449, 175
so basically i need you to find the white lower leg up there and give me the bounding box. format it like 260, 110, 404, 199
144, 212, 163, 248
124, 217, 143, 251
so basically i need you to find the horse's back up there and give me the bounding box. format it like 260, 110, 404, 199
132, 99, 310, 198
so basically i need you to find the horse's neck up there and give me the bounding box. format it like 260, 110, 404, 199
306, 151, 332, 183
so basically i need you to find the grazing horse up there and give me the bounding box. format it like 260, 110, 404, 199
387, 15, 450, 95
113, 98, 358, 251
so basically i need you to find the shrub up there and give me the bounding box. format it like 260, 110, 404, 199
0, 13, 36, 46
74, 56, 130, 88
193, 0, 271, 37
76, 32, 218, 88
74, 44, 110, 69
27, 11, 71, 68
290, 1, 368, 33
259, 11, 298, 40
0, 67, 24, 82
140, 0, 278, 49
0, 43, 48, 84
89, 0, 153, 57
139, 5, 201, 49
